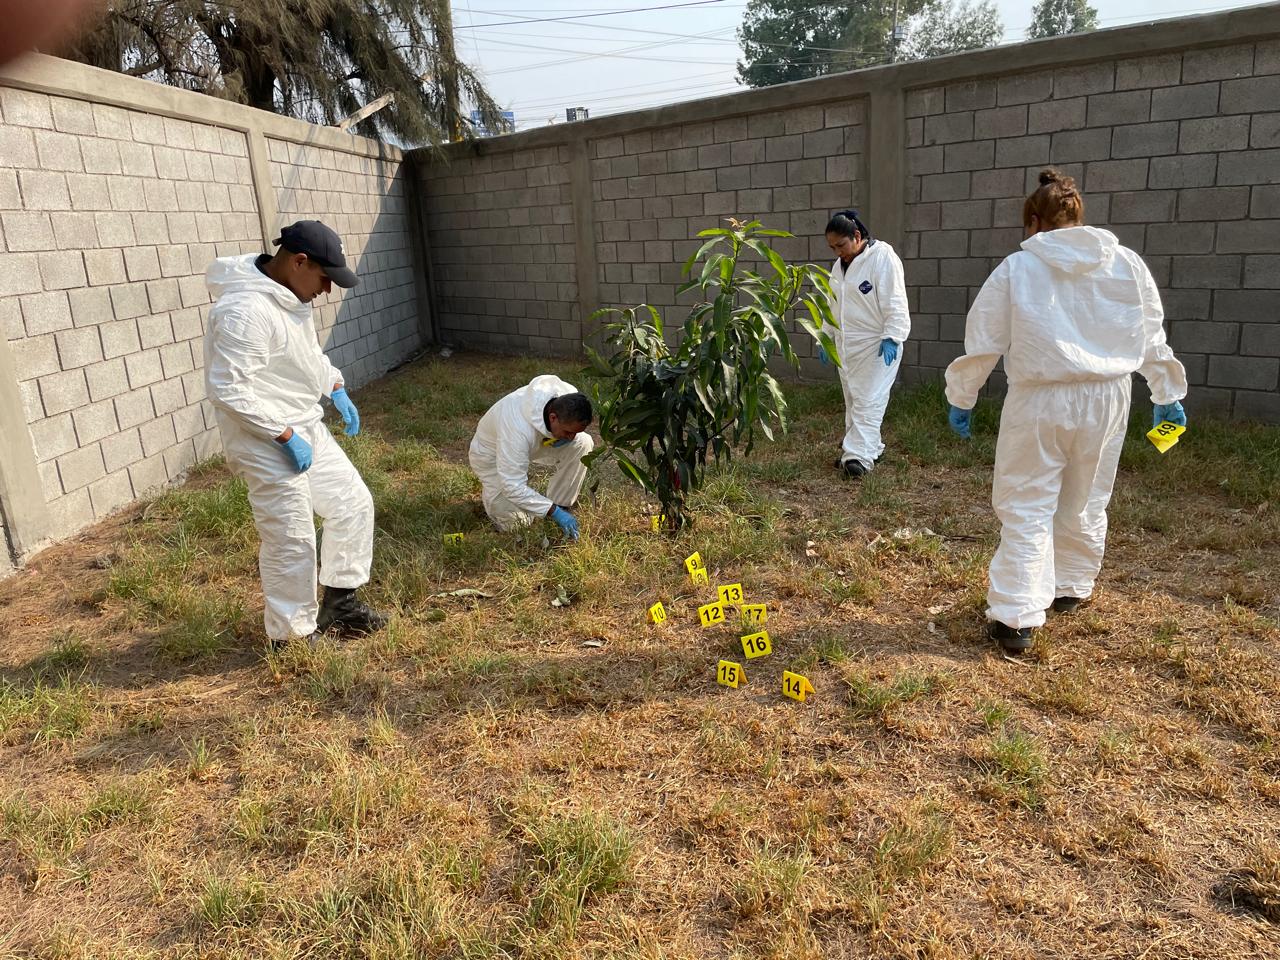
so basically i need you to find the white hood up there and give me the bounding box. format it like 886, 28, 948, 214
203, 254, 342, 440
207, 254, 309, 317
1020, 226, 1118, 276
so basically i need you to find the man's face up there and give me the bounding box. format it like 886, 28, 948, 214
286, 253, 332, 303
547, 413, 586, 442
826, 231, 863, 261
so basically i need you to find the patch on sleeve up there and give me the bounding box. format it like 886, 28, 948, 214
858, 280, 873, 295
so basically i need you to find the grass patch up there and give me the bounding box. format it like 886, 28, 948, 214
977, 727, 1049, 810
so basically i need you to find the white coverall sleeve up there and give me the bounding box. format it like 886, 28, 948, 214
206, 310, 289, 439
495, 415, 554, 517
316, 342, 343, 395
945, 260, 1011, 410
874, 247, 912, 344
1132, 258, 1189, 405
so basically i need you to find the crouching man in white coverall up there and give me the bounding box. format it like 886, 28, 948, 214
945, 170, 1188, 655
205, 220, 388, 648
469, 376, 594, 540
824, 210, 911, 478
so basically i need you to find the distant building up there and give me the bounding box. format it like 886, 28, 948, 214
469, 109, 515, 137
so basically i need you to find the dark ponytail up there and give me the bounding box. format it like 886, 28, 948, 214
825, 209, 872, 242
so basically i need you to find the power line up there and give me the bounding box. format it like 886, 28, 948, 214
464, 0, 729, 29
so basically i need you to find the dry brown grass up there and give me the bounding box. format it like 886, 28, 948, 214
0, 353, 1277, 959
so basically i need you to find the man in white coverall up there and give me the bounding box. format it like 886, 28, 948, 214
469, 376, 594, 539
205, 220, 388, 647
945, 170, 1187, 654
824, 210, 911, 478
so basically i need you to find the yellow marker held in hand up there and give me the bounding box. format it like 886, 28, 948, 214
782, 671, 814, 702
690, 568, 709, 586
717, 583, 744, 607
684, 552, 704, 573
443, 533, 464, 546
648, 601, 667, 625
741, 603, 768, 625
717, 660, 743, 688
1146, 420, 1186, 454
698, 601, 726, 627
741, 630, 772, 659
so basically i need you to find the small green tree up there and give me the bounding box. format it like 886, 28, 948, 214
585, 221, 838, 529
1027, 0, 1098, 39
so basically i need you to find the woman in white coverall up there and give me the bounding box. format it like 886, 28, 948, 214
945, 170, 1188, 654
825, 210, 912, 478
205, 220, 387, 648
469, 376, 594, 539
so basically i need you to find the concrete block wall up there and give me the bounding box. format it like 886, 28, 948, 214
0, 85, 260, 539
419, 144, 579, 355
0, 55, 424, 566
413, 6, 1280, 423
590, 102, 865, 366
904, 39, 1280, 419
269, 141, 420, 385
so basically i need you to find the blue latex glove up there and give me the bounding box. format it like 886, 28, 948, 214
1153, 401, 1186, 428
331, 387, 360, 436
548, 505, 579, 540
278, 431, 313, 472
948, 406, 972, 439
878, 338, 898, 367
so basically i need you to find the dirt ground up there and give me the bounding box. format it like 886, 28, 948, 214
1, 353, 1277, 959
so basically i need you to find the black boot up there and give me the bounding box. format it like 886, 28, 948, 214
317, 586, 388, 637
1051, 596, 1086, 614
840, 458, 867, 479
987, 621, 1034, 654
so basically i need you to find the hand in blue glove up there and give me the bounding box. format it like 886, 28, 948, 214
1153, 400, 1186, 428
548, 505, 579, 540
948, 405, 972, 439
878, 338, 899, 367
278, 430, 313, 472
331, 386, 360, 436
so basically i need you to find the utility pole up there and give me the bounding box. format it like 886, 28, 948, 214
437, 1, 462, 140
890, 0, 903, 63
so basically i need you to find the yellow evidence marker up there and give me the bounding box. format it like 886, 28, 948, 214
443, 533, 465, 546
690, 568, 709, 586
684, 551, 704, 573
1146, 421, 1186, 454
717, 583, 744, 606
648, 601, 667, 625
717, 660, 744, 688
782, 671, 814, 703
650, 514, 667, 532
698, 601, 726, 627
741, 603, 768, 625
741, 630, 772, 659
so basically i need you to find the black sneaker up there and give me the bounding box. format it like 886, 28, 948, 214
987, 621, 1034, 654
1051, 596, 1086, 614
317, 586, 388, 637
840, 459, 867, 479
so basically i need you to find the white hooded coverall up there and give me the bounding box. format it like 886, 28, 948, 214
468, 375, 594, 531
945, 226, 1188, 629
829, 239, 912, 469
205, 254, 374, 643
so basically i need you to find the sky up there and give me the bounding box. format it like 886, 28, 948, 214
450, 0, 1266, 131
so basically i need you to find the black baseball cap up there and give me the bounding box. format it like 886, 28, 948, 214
273, 220, 358, 288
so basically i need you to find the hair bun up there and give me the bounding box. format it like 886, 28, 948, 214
1038, 168, 1078, 192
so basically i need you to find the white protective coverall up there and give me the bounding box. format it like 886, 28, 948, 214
205, 254, 374, 643
945, 226, 1188, 629
829, 239, 912, 469
468, 375, 594, 531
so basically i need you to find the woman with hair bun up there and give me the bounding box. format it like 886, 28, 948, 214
824, 209, 912, 478
945, 168, 1188, 655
